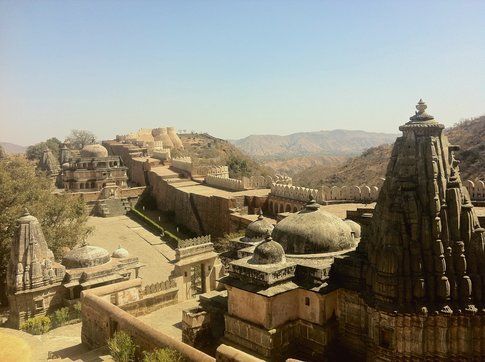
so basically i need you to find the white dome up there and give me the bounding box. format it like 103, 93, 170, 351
112, 245, 129, 258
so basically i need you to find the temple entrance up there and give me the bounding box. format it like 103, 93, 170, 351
189, 264, 206, 298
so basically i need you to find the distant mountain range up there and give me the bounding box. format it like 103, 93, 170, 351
292, 116, 485, 188
230, 129, 398, 159
0, 142, 26, 154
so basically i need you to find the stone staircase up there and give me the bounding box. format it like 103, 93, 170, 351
97, 198, 131, 217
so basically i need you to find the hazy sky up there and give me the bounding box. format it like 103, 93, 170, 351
1, 1, 484, 146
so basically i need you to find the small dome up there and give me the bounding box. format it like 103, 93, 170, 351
80, 144, 108, 158
344, 219, 361, 238
250, 235, 285, 265
112, 245, 129, 258
272, 199, 356, 254
62, 244, 110, 268
245, 211, 274, 240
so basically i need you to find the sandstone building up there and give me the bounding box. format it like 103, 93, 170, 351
60, 143, 128, 192
199, 100, 484, 360
6, 209, 142, 328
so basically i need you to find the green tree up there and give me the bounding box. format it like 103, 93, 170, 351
66, 129, 97, 149
0, 155, 91, 305
0, 145, 5, 159
26, 137, 63, 161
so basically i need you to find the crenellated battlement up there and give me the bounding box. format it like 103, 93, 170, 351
270, 183, 380, 203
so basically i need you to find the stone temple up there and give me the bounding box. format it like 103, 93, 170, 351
216, 100, 484, 360
6, 209, 143, 328
4, 101, 484, 361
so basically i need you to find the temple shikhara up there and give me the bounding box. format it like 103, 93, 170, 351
4, 102, 485, 361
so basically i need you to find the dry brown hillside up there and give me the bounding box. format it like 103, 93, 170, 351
174, 133, 274, 179
293, 116, 485, 188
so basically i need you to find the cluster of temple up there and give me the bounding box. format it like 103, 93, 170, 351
6, 209, 143, 328
9, 102, 484, 361
185, 101, 484, 360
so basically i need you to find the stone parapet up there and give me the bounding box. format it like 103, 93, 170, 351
205, 175, 245, 191
464, 179, 485, 201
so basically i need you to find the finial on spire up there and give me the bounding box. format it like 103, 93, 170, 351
305, 197, 320, 211
23, 208, 30, 216
257, 209, 264, 220
409, 99, 434, 122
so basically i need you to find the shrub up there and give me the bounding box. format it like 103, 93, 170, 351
72, 302, 82, 320
20, 315, 51, 335
51, 307, 70, 327
108, 331, 137, 362
143, 348, 187, 362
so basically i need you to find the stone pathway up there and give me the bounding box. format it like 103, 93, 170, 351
138, 298, 200, 341
86, 216, 177, 284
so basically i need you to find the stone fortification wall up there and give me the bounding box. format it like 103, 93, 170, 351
194, 165, 229, 178
205, 174, 290, 191
167, 127, 184, 149
464, 179, 485, 201
81, 281, 214, 361
205, 175, 245, 191
147, 170, 237, 237
270, 183, 380, 203
171, 157, 193, 174
321, 184, 380, 202
271, 184, 320, 202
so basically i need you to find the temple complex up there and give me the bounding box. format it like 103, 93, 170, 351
6, 209, 143, 328
193, 100, 485, 360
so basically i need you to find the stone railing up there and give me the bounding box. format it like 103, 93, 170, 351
171, 157, 193, 173
81, 280, 214, 361
205, 175, 245, 191
141, 279, 177, 296
464, 180, 485, 201
178, 235, 212, 249
176, 236, 214, 260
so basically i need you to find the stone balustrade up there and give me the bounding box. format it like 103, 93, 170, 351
141, 279, 177, 296
178, 235, 212, 249
464, 179, 485, 201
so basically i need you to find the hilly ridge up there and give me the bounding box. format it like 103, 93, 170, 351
292, 116, 485, 188
231, 129, 398, 158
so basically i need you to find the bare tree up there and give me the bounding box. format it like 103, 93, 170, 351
66, 129, 97, 149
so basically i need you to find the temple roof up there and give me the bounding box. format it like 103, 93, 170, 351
80, 144, 109, 158
62, 244, 111, 269
272, 199, 356, 254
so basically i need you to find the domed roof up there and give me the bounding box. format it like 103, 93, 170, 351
344, 219, 361, 238
112, 245, 129, 258
62, 244, 110, 268
272, 199, 356, 254
80, 144, 108, 158
245, 210, 274, 240
250, 235, 285, 265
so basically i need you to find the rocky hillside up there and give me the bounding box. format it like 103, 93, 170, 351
174, 133, 274, 179
293, 116, 485, 188
0, 142, 26, 154
231, 129, 398, 158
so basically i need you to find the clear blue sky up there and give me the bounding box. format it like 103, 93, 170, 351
1, 1, 484, 146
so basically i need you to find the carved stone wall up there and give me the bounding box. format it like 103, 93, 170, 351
337, 289, 485, 360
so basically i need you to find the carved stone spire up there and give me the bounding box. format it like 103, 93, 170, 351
7, 210, 65, 293
361, 100, 484, 313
